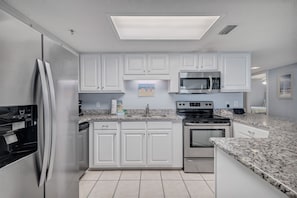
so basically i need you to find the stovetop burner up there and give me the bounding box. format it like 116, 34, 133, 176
176, 101, 230, 124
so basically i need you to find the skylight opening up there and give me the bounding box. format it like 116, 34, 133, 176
110, 16, 220, 40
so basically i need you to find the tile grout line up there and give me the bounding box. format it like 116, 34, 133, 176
202, 174, 215, 194
112, 171, 122, 198
160, 171, 166, 198
178, 170, 192, 198
86, 171, 104, 198
138, 170, 142, 198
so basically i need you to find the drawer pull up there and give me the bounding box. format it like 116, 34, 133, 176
248, 130, 255, 135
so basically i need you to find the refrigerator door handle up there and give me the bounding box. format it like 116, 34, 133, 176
44, 61, 57, 182
36, 59, 52, 187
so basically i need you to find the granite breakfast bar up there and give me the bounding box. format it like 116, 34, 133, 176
211, 112, 297, 198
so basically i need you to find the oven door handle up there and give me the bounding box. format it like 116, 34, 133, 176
208, 76, 213, 92
184, 122, 230, 126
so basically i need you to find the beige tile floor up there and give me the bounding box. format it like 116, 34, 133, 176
80, 170, 215, 198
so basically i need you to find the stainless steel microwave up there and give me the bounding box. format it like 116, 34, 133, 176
179, 71, 221, 94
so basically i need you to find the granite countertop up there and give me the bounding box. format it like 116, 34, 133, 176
211, 111, 297, 198
79, 109, 182, 124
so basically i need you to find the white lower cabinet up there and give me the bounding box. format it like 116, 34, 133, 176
91, 122, 119, 167
93, 130, 119, 166
147, 130, 172, 166
233, 122, 269, 138
90, 121, 182, 168
121, 130, 146, 166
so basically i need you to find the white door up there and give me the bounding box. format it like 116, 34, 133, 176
147, 54, 169, 74
101, 54, 123, 91
121, 130, 146, 166
80, 54, 100, 91
147, 130, 172, 166
220, 53, 251, 92
124, 54, 146, 74
93, 130, 119, 166
198, 53, 218, 71
180, 53, 198, 70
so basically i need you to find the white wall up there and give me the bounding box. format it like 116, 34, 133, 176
80, 80, 243, 110
248, 79, 267, 106
268, 63, 297, 121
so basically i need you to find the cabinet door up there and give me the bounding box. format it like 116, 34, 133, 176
219, 53, 251, 92
198, 53, 218, 71
147, 130, 172, 166
101, 54, 123, 91
233, 122, 269, 138
80, 54, 100, 91
147, 54, 169, 74
124, 54, 146, 74
121, 130, 146, 166
180, 53, 198, 70
93, 130, 119, 166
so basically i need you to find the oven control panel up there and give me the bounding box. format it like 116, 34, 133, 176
176, 101, 213, 109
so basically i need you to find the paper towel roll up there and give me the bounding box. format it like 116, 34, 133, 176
111, 99, 117, 114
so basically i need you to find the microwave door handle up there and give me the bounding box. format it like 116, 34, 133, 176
208, 76, 213, 92
36, 59, 51, 187
44, 61, 56, 182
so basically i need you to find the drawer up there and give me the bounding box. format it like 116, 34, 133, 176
121, 122, 146, 130
233, 122, 269, 138
94, 122, 118, 130
147, 121, 172, 129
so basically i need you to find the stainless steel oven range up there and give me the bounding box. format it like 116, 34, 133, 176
176, 101, 231, 173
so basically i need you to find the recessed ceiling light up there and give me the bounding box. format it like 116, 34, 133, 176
251, 67, 260, 70
110, 16, 220, 40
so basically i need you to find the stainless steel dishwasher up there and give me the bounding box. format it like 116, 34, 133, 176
78, 122, 89, 178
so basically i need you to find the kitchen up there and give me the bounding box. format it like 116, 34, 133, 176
0, 0, 296, 198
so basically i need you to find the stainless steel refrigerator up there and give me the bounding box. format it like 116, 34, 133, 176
0, 7, 79, 198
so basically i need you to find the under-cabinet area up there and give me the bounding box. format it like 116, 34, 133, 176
89, 121, 183, 169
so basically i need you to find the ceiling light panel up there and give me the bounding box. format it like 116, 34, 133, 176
110, 16, 220, 40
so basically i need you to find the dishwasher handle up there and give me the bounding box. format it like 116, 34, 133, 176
79, 122, 89, 131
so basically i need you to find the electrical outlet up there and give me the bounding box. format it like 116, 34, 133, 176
226, 101, 230, 108
96, 102, 100, 108
234, 101, 239, 107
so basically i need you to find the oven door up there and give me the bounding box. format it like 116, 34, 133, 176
184, 124, 230, 157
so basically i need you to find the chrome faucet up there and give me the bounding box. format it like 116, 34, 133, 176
145, 104, 150, 117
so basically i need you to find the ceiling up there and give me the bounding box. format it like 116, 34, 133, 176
3, 0, 297, 73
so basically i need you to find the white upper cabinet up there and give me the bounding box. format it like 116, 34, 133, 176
180, 53, 197, 70
124, 54, 146, 75
147, 54, 169, 74
198, 53, 218, 71
101, 54, 123, 91
80, 54, 100, 91
124, 53, 169, 77
80, 54, 123, 93
219, 53, 251, 92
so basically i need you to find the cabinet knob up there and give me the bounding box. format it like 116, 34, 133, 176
102, 86, 104, 89
97, 86, 100, 89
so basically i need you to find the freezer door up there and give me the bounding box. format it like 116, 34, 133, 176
0, 8, 41, 106
0, 8, 43, 198
43, 36, 79, 198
